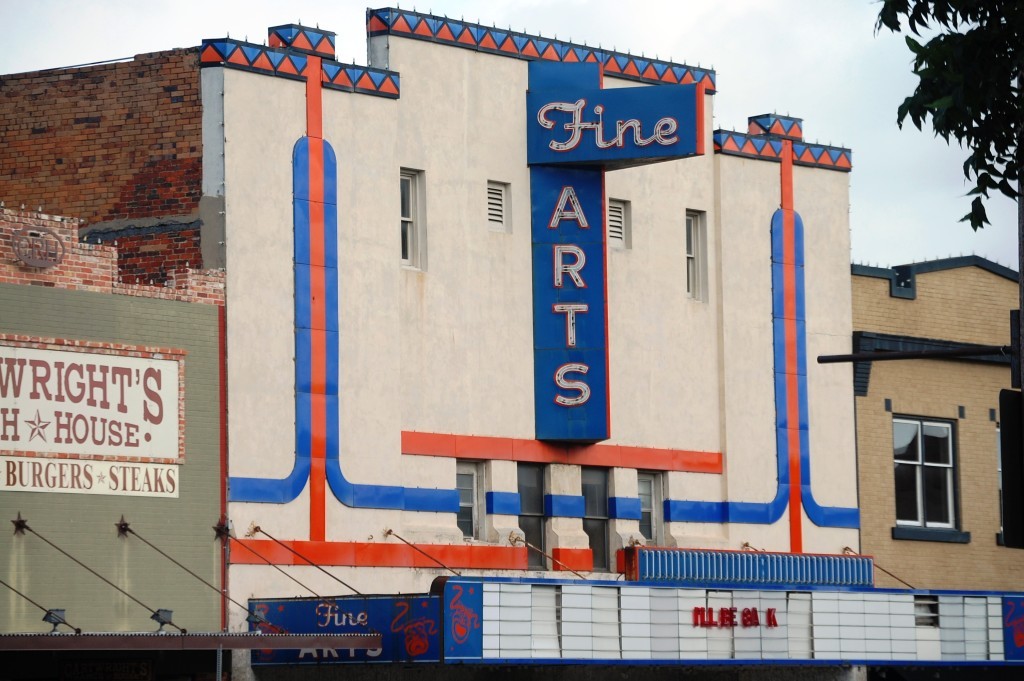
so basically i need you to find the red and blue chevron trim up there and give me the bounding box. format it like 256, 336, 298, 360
268, 23, 336, 59
713, 131, 852, 172
748, 113, 804, 141
199, 38, 399, 98
366, 7, 716, 92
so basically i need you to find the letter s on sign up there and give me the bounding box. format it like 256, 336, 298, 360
142, 368, 163, 425
554, 363, 590, 407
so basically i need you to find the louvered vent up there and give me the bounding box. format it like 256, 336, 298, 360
487, 181, 506, 231
608, 199, 627, 247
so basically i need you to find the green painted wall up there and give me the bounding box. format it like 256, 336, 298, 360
0, 283, 223, 633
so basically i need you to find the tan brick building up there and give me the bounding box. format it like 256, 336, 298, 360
852, 256, 1020, 590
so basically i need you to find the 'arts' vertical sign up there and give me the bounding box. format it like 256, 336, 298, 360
526, 62, 701, 442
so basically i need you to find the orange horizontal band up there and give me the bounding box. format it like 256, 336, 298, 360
551, 547, 593, 572
401, 431, 722, 474
231, 538, 527, 569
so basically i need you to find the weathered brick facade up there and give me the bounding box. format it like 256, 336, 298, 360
0, 208, 222, 304
852, 259, 1019, 590
0, 49, 203, 283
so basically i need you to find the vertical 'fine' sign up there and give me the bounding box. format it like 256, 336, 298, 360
527, 62, 700, 442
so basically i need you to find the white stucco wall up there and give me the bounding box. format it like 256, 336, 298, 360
219, 25, 859, 606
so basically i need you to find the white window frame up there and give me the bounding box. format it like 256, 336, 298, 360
893, 417, 956, 529
607, 198, 631, 250
685, 211, 707, 301
487, 180, 511, 233
457, 461, 483, 540
637, 471, 663, 545
400, 168, 426, 269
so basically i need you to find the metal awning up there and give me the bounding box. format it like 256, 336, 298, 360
0, 632, 381, 651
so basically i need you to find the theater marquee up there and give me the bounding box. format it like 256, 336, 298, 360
0, 337, 184, 498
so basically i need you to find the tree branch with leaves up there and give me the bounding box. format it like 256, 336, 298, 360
876, 0, 1022, 229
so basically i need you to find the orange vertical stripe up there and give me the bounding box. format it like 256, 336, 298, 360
306, 56, 323, 139
781, 140, 802, 553
780, 140, 794, 211
306, 60, 326, 541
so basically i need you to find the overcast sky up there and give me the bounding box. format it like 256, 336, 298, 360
2, 0, 1017, 271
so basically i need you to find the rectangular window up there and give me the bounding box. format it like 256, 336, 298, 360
400, 169, 425, 268
685, 211, 707, 301
637, 472, 662, 544
457, 462, 482, 539
487, 180, 510, 233
518, 463, 546, 569
582, 467, 609, 571
607, 198, 630, 249
893, 418, 956, 528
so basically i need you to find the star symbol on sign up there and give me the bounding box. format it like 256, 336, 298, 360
25, 411, 50, 442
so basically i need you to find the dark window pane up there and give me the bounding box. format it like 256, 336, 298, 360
923, 467, 952, 525
582, 468, 607, 518
518, 464, 544, 514
457, 508, 473, 538
401, 221, 410, 261
640, 511, 653, 541
519, 516, 545, 569
400, 177, 411, 217
894, 463, 919, 523
893, 421, 919, 462
923, 424, 951, 464
584, 518, 608, 571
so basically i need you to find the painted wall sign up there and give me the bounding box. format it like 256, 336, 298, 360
0, 454, 179, 497
527, 62, 702, 442
12, 227, 65, 269
249, 595, 442, 665
0, 343, 182, 460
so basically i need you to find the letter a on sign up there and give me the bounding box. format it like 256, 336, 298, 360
549, 187, 590, 229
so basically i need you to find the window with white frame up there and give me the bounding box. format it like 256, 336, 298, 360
582, 467, 610, 571
637, 472, 662, 544
457, 462, 482, 539
487, 180, 510, 233
607, 198, 630, 249
893, 418, 956, 528
518, 463, 547, 569
685, 211, 707, 301
400, 169, 425, 268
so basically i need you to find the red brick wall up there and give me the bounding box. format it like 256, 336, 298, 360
1, 209, 223, 305
85, 225, 202, 285
0, 49, 202, 226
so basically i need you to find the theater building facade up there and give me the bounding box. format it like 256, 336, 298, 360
3, 6, 1024, 681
